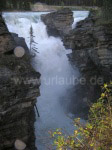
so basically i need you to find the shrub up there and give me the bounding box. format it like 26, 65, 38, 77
51, 82, 112, 150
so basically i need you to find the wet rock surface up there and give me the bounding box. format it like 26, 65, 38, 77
0, 14, 40, 150
0, 15, 16, 54
64, 14, 112, 117
12, 33, 29, 53
43, 9, 112, 118
64, 15, 112, 75
41, 8, 73, 37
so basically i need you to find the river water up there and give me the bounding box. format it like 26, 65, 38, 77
3, 11, 89, 150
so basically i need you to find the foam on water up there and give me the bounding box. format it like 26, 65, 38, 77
72, 11, 89, 28
3, 11, 88, 149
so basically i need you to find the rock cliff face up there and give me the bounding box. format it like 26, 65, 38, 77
12, 33, 29, 53
0, 15, 16, 54
41, 8, 73, 37
63, 14, 112, 117
0, 14, 40, 149
42, 9, 112, 117
64, 15, 112, 76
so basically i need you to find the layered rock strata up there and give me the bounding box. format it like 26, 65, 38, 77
41, 8, 73, 37
0, 14, 40, 150
42, 9, 112, 117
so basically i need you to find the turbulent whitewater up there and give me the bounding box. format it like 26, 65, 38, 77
3, 11, 89, 150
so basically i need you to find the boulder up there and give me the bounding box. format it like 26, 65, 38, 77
41, 8, 73, 37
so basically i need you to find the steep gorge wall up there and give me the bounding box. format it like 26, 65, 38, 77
0, 14, 40, 150
41, 8, 73, 37
64, 14, 112, 116
64, 14, 112, 77
41, 9, 112, 117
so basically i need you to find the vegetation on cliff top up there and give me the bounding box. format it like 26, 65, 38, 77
51, 82, 112, 150
0, 0, 110, 10
0, 0, 112, 22
0, 0, 102, 11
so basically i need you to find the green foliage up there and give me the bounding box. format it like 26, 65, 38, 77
100, 0, 112, 21
61, 1, 65, 7
51, 82, 112, 150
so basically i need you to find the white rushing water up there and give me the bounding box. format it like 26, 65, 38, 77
3, 11, 89, 150
72, 11, 89, 28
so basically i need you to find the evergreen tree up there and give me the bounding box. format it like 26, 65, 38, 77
29, 26, 39, 57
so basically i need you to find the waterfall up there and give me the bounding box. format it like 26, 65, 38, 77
72, 11, 89, 28
3, 11, 89, 150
